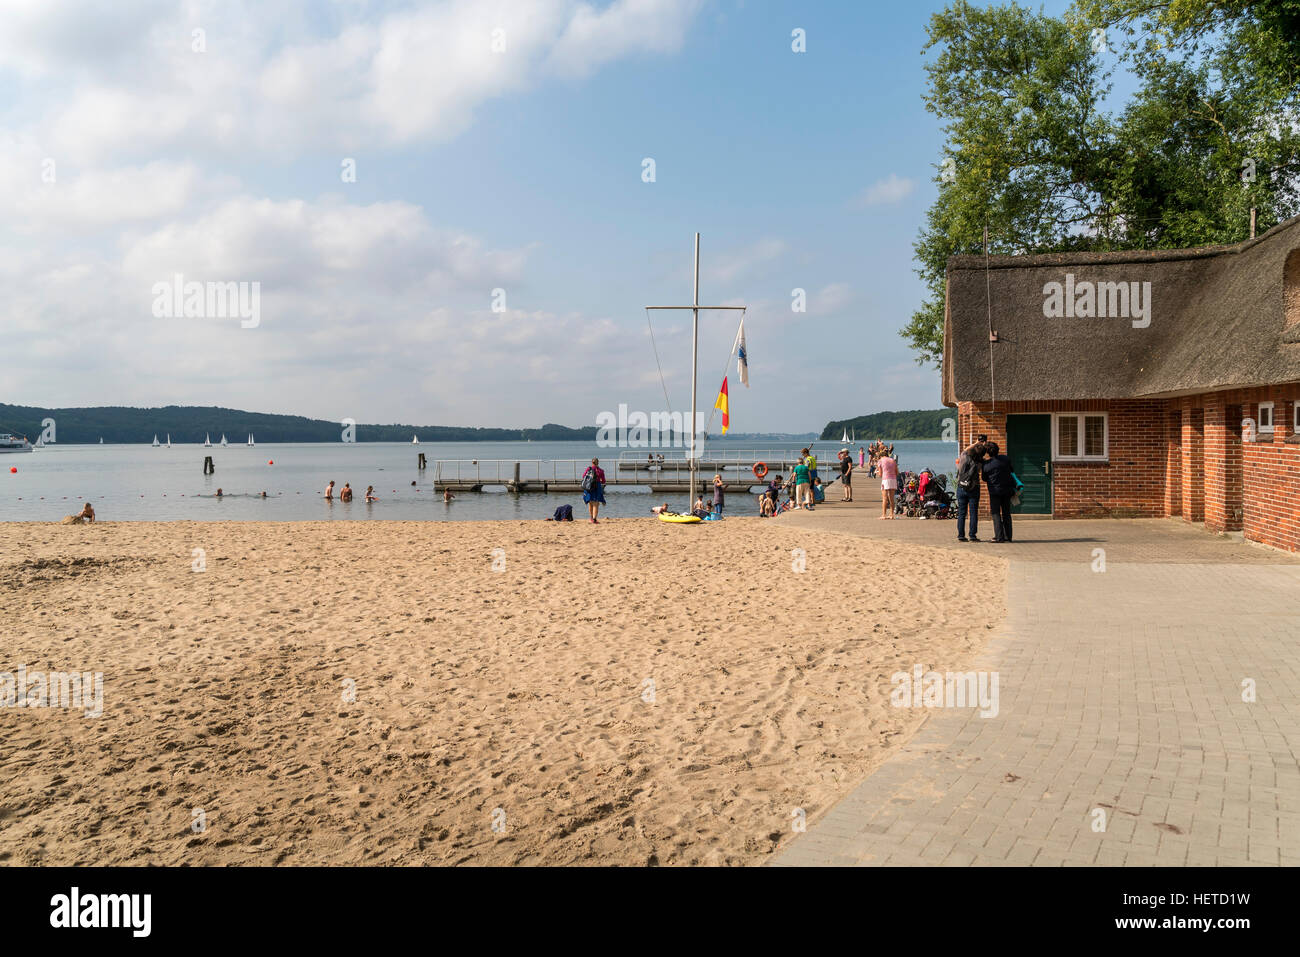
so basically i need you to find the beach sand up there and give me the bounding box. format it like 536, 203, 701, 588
0, 518, 1005, 865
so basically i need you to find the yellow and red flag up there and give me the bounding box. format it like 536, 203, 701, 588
714, 376, 729, 434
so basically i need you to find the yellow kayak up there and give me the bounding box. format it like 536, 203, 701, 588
658, 512, 701, 524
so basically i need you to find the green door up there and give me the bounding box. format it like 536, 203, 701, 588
1005, 414, 1052, 514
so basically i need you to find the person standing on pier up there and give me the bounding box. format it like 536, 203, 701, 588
877, 449, 898, 519
582, 457, 606, 523
712, 474, 726, 518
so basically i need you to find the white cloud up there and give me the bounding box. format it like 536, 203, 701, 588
853, 173, 915, 207
3, 0, 707, 160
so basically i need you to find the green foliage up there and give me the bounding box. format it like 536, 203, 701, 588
820, 409, 953, 441
0, 403, 598, 444
905, 0, 1300, 366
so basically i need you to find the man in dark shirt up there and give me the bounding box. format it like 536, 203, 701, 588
980, 441, 1019, 543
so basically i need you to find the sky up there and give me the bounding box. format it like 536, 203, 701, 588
0, 0, 1082, 433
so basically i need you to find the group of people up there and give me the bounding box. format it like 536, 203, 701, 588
953, 435, 1024, 543
756, 447, 852, 516
322, 480, 378, 504
863, 440, 895, 477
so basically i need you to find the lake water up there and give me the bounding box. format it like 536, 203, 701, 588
1, 440, 959, 522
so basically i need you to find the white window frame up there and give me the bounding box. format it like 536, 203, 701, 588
1258, 401, 1275, 433
1294, 401, 1299, 432
1053, 412, 1109, 462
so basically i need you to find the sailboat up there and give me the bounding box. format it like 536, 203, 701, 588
220, 434, 228, 447
204, 433, 212, 447
166, 433, 172, 448
412, 435, 420, 445
99, 437, 103, 444
152, 434, 160, 447
247, 434, 255, 447
841, 428, 850, 444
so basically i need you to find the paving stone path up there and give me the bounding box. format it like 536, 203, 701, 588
773, 547, 1300, 866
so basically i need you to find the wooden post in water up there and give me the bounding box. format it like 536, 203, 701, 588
417, 452, 426, 470
203, 456, 214, 474
511, 461, 521, 492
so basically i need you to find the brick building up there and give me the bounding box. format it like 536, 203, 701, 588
942, 215, 1300, 552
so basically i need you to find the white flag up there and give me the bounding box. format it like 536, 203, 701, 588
736, 319, 749, 387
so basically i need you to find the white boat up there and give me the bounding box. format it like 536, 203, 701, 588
247, 434, 255, 447
166, 433, 172, 448
0, 433, 33, 453
220, 434, 228, 447
841, 428, 850, 443
412, 435, 420, 445
152, 434, 160, 447
99, 437, 103, 444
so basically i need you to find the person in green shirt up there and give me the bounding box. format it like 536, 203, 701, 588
793, 460, 811, 509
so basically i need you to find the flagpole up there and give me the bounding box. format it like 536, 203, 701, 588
690, 232, 700, 509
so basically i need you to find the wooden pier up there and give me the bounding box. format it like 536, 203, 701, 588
432, 450, 851, 493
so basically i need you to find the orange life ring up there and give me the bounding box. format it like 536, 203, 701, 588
752, 462, 768, 479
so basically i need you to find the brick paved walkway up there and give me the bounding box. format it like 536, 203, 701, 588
773, 558, 1300, 866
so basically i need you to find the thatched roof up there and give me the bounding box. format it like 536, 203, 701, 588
942, 215, 1300, 404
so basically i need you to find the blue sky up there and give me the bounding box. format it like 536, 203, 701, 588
0, 0, 1085, 432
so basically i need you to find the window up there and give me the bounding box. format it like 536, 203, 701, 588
1259, 401, 1275, 433
1054, 412, 1108, 461
1294, 402, 1300, 432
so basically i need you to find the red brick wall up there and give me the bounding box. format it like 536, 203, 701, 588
955, 399, 1165, 517
956, 388, 1300, 551
1182, 402, 1205, 522
1165, 409, 1182, 517
1241, 386, 1300, 552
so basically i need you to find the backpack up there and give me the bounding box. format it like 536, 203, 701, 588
581, 468, 598, 492
957, 455, 981, 491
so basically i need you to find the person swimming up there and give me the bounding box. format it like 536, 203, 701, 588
323, 481, 335, 500
340, 483, 353, 502
365, 485, 377, 503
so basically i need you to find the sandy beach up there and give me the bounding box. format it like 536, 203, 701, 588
0, 517, 1005, 865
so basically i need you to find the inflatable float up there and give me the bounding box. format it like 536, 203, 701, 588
657, 511, 701, 524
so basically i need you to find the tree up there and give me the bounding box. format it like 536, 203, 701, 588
904, 0, 1300, 366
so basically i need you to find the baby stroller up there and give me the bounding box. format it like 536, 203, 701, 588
894, 471, 922, 517
920, 471, 955, 520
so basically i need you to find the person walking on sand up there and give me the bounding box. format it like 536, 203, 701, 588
712, 473, 726, 518
877, 449, 898, 519
839, 449, 853, 501
582, 457, 606, 523
955, 441, 986, 542
323, 480, 335, 500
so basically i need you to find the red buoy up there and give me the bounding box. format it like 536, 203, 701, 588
268, 459, 274, 465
